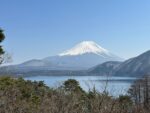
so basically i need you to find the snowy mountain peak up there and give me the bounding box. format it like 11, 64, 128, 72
59, 41, 110, 56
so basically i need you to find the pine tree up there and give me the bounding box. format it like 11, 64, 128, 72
0, 28, 5, 55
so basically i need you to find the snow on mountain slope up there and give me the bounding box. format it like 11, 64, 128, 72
0, 41, 123, 72
42, 41, 123, 69
59, 41, 110, 57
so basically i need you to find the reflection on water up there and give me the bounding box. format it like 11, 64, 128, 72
24, 76, 137, 96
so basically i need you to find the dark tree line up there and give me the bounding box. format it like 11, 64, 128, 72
128, 75, 150, 109
1, 76, 150, 113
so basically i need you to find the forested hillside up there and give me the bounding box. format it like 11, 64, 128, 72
0, 76, 149, 113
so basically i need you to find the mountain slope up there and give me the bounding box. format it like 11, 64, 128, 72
114, 50, 150, 76
88, 61, 122, 75
42, 41, 122, 69
1, 45, 150, 77
59, 41, 110, 56
88, 50, 150, 77
0, 41, 123, 74
20, 41, 122, 70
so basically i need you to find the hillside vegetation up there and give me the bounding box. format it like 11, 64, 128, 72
0, 76, 150, 113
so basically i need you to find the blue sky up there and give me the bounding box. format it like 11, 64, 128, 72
0, 0, 150, 64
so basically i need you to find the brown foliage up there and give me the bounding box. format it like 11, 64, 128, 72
0, 76, 149, 113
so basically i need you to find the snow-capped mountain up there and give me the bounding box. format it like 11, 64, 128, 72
58, 41, 122, 60
1, 42, 150, 77
59, 41, 110, 57
42, 41, 123, 69
0, 41, 123, 73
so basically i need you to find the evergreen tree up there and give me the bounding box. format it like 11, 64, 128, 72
0, 28, 5, 56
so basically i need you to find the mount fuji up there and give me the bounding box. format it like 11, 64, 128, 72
39, 41, 123, 70
0, 41, 123, 74
59, 41, 110, 56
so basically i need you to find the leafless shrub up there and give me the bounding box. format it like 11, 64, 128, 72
0, 76, 150, 113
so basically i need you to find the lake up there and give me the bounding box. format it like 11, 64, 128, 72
24, 76, 137, 97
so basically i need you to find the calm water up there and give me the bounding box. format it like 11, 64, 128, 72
24, 76, 137, 96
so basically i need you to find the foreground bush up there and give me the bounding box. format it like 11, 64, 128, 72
0, 76, 149, 113
128, 75, 150, 111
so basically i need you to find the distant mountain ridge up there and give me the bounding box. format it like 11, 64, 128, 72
88, 50, 150, 77
1, 41, 122, 72
114, 50, 150, 76
88, 61, 122, 76
3, 42, 150, 77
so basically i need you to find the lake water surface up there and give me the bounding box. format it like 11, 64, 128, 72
24, 76, 137, 96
